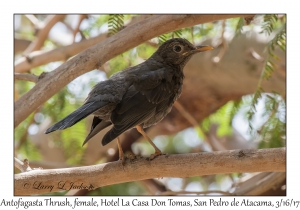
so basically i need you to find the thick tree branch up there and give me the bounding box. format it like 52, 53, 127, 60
14, 147, 285, 195
23, 15, 66, 55
14, 14, 254, 128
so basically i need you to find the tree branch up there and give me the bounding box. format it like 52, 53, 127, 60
14, 38, 31, 55
14, 147, 285, 195
72, 14, 88, 42
233, 172, 286, 195
14, 33, 107, 73
173, 101, 215, 150
14, 73, 38, 83
24, 15, 41, 27
173, 101, 199, 127
23, 15, 66, 55
213, 20, 228, 63
14, 14, 254, 128
14, 158, 32, 172
14, 14, 150, 73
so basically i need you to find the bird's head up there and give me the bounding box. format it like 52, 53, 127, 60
152, 38, 213, 68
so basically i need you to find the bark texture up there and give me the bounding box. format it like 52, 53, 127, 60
14, 147, 286, 195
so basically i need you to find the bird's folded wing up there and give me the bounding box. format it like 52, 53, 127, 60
101, 86, 158, 145
130, 67, 173, 90
111, 86, 157, 125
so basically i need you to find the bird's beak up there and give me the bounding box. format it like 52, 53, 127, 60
194, 45, 214, 53
183, 45, 214, 56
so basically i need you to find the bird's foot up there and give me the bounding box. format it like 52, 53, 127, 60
119, 151, 140, 166
149, 151, 165, 160
127, 151, 138, 160
119, 156, 126, 167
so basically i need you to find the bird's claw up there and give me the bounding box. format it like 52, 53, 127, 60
149, 152, 165, 160
120, 151, 140, 167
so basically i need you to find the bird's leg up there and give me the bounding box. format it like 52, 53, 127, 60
117, 137, 126, 166
136, 125, 163, 160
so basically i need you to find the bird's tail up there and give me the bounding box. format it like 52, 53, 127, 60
82, 117, 112, 146
45, 101, 107, 134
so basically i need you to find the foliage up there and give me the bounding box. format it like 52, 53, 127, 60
202, 101, 241, 136
158, 29, 184, 44
108, 14, 125, 36
247, 15, 286, 136
260, 14, 279, 36
82, 15, 109, 37
257, 93, 286, 148
235, 17, 245, 36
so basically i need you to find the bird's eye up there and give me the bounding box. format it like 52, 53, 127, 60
173, 45, 182, 53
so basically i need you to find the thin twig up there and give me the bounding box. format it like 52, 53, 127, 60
14, 158, 43, 173
15, 107, 42, 151
173, 101, 214, 150
24, 15, 42, 27
190, 27, 194, 44
249, 48, 265, 62
174, 101, 199, 127
72, 14, 88, 42
14, 73, 38, 83
213, 20, 228, 63
14, 158, 32, 172
23, 15, 66, 55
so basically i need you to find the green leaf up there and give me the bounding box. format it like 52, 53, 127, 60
235, 17, 244, 36
108, 14, 125, 36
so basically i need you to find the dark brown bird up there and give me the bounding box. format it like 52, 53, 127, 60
45, 38, 213, 161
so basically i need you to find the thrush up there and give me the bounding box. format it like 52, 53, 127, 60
45, 38, 213, 162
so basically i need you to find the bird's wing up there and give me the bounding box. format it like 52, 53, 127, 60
102, 68, 174, 145
102, 89, 157, 145
133, 67, 175, 104
85, 77, 129, 103
130, 66, 173, 89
